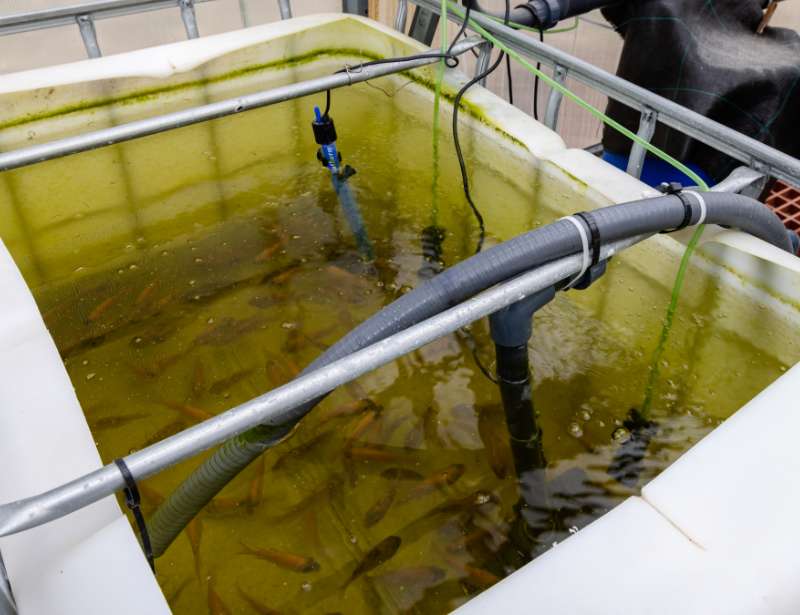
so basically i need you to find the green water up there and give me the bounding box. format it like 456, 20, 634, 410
2, 80, 798, 614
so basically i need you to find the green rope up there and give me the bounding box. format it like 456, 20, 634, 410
445, 1, 710, 417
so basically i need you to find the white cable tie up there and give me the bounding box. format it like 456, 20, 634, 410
561, 215, 591, 289
684, 190, 708, 226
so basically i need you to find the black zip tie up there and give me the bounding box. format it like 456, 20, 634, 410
657, 182, 694, 233
573, 211, 602, 266
114, 458, 155, 573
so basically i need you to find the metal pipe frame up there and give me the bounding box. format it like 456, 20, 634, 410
0, 235, 644, 539
394, 0, 409, 32
0, 0, 217, 36
278, 0, 293, 20
412, 0, 800, 187
0, 37, 482, 173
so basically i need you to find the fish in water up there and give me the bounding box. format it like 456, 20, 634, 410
364, 485, 397, 528
162, 401, 214, 422
186, 518, 203, 581
432, 490, 499, 516
253, 237, 286, 263
462, 564, 500, 589
190, 360, 207, 397
206, 495, 245, 515
477, 405, 514, 480
208, 368, 254, 395
89, 412, 149, 432
208, 582, 232, 615
343, 536, 401, 588
237, 585, 282, 615
135, 281, 158, 307
380, 468, 423, 481
343, 405, 382, 450
247, 455, 266, 511
271, 430, 333, 471
249, 291, 287, 310
401, 464, 465, 503
141, 419, 185, 448
260, 261, 302, 286
87, 292, 120, 323
194, 316, 265, 347
345, 445, 411, 464
239, 542, 320, 573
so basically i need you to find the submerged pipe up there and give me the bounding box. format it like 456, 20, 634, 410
147, 192, 793, 556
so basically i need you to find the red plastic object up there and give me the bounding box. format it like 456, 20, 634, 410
765, 180, 800, 251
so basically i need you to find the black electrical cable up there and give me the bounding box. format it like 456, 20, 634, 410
533, 27, 543, 121
505, 55, 514, 105
451, 0, 511, 254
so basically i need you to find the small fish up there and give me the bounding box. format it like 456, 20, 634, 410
364, 485, 396, 528
380, 468, 423, 481
247, 455, 266, 510
432, 491, 499, 515
194, 316, 265, 347
87, 294, 119, 323
208, 368, 254, 395
129, 320, 177, 348
345, 446, 409, 464
318, 399, 376, 424
463, 564, 500, 589
240, 542, 320, 573
265, 355, 301, 387
135, 281, 158, 307
208, 582, 232, 615
446, 528, 492, 554
206, 495, 245, 515
186, 518, 203, 580
343, 406, 382, 450
162, 401, 214, 422
344, 536, 401, 588
89, 412, 149, 432
142, 419, 186, 448
237, 585, 281, 615
372, 565, 446, 589
254, 238, 286, 263
260, 262, 302, 286
401, 464, 465, 503
477, 407, 514, 480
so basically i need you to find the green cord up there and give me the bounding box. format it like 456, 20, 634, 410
445, 1, 710, 418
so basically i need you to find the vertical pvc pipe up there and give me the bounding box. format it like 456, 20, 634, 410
277, 0, 292, 19
179, 0, 199, 39
544, 64, 568, 130
238, 0, 251, 27
475, 42, 492, 86
76, 14, 101, 58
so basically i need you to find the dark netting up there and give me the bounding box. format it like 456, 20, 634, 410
601, 0, 800, 183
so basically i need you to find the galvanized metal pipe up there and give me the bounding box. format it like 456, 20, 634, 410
413, 0, 800, 187
0, 37, 481, 173
474, 42, 492, 86
76, 14, 102, 58
0, 552, 14, 615
544, 63, 567, 130
277, 0, 292, 20
0, 0, 215, 35
394, 0, 409, 32
626, 107, 657, 179
178, 0, 199, 38
0, 236, 643, 539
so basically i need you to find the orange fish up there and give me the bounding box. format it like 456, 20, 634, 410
364, 485, 396, 528
401, 464, 465, 503
162, 401, 213, 422
247, 456, 266, 511
208, 582, 232, 615
87, 294, 119, 323
206, 495, 245, 515
463, 564, 500, 589
240, 542, 319, 573
135, 281, 158, 307
254, 238, 285, 263
343, 406, 382, 450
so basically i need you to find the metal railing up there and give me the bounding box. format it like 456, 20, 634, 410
408, 0, 800, 187
0, 0, 296, 59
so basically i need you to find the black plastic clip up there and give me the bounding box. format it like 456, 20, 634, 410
573, 211, 602, 267
657, 182, 694, 233
114, 458, 155, 573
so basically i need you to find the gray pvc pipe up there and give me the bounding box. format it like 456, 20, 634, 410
147, 192, 792, 556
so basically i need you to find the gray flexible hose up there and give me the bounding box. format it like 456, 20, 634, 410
147, 192, 792, 556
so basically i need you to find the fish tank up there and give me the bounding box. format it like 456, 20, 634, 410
0, 14, 798, 615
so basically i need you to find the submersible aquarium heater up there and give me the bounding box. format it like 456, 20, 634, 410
313, 106, 342, 176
